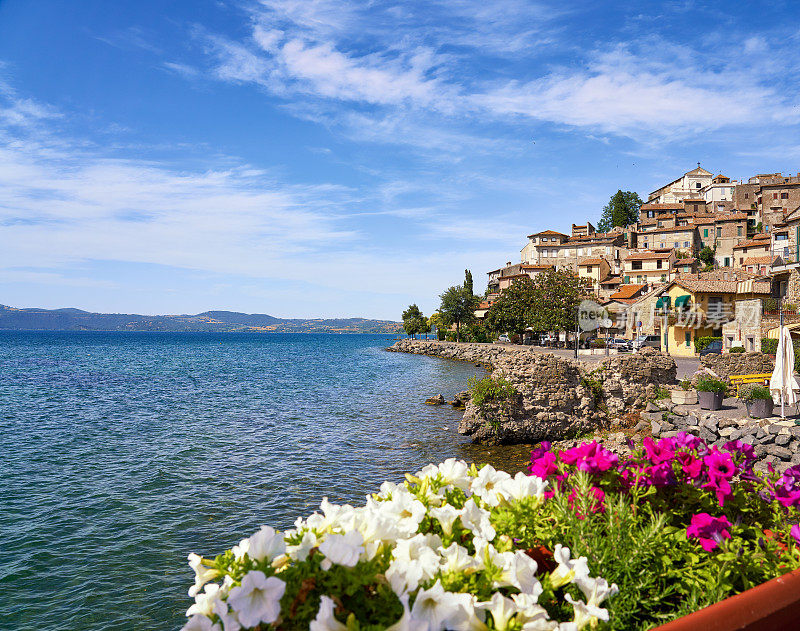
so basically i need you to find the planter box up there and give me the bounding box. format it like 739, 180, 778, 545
698, 390, 723, 410
746, 398, 774, 419
655, 567, 800, 630
671, 390, 698, 405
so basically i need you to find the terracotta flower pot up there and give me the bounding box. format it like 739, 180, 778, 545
745, 398, 774, 419
698, 391, 723, 410
654, 567, 800, 631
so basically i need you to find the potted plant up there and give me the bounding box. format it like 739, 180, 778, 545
696, 376, 727, 410
739, 384, 774, 419
671, 379, 698, 405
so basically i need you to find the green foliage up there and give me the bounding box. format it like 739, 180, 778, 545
654, 386, 671, 400
762, 297, 778, 313
597, 190, 643, 232
438, 284, 480, 342
460, 322, 490, 343
528, 268, 592, 335
680, 379, 692, 391
729, 346, 745, 353
581, 369, 605, 405
696, 376, 728, 394
464, 269, 473, 296
761, 337, 778, 354
467, 375, 518, 407
698, 246, 715, 266
401, 303, 426, 338
485, 276, 536, 337
739, 384, 772, 402
695, 336, 722, 352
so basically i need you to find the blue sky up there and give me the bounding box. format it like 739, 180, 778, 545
0, 0, 798, 319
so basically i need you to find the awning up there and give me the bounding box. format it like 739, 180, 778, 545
655, 296, 671, 309
674, 295, 691, 310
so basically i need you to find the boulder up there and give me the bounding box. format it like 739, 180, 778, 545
425, 394, 446, 405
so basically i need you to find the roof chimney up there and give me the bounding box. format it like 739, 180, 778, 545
506, 261, 511, 267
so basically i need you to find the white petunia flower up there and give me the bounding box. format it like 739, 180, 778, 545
309, 595, 347, 631
226, 570, 285, 628
495, 550, 541, 596
574, 575, 619, 608
385, 593, 411, 631
549, 545, 590, 589
496, 472, 548, 504
181, 614, 221, 631
318, 530, 365, 570
410, 581, 475, 631
379, 489, 427, 537
352, 508, 403, 559
438, 542, 479, 574
187, 583, 221, 618
564, 593, 609, 630
470, 465, 511, 507
478, 593, 518, 631
429, 504, 462, 537
512, 593, 556, 631
417, 458, 473, 492
188, 553, 221, 597
460, 499, 496, 541
286, 530, 317, 561
386, 534, 441, 595
212, 598, 241, 631
237, 526, 286, 563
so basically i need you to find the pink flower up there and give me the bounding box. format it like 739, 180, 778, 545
646, 462, 675, 487
528, 451, 559, 479
704, 449, 735, 480
643, 437, 675, 465
687, 513, 732, 552
674, 432, 703, 451
559, 441, 619, 475
772, 485, 800, 509
791, 524, 800, 546
676, 452, 703, 480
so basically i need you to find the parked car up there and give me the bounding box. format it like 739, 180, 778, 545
608, 338, 633, 351
634, 335, 661, 351
699, 340, 723, 356
497, 334, 510, 343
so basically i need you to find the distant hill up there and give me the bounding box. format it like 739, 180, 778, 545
0, 304, 403, 334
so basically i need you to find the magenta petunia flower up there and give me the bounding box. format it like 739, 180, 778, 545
558, 441, 618, 475
772, 484, 800, 509
674, 432, 703, 451
643, 437, 675, 465
528, 451, 559, 479
791, 524, 800, 546
676, 451, 703, 480
704, 449, 735, 480
687, 513, 732, 551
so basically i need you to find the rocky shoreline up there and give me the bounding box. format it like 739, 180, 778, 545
388, 339, 799, 472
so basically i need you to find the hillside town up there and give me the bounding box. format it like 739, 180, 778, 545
479, 166, 800, 356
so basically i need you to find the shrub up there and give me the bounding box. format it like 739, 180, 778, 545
696, 376, 727, 394
654, 386, 671, 400
739, 384, 772, 402
695, 336, 722, 352
590, 338, 606, 349
762, 338, 778, 354
729, 346, 745, 353
679, 379, 692, 391
763, 297, 778, 312
467, 375, 518, 407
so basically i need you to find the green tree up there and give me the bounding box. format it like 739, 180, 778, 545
699, 246, 715, 266
464, 269, 474, 296
401, 304, 425, 338
528, 268, 592, 336
439, 285, 479, 342
485, 277, 536, 338
428, 312, 445, 340
597, 190, 644, 232
418, 316, 432, 339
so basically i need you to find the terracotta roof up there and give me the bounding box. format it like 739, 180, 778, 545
673, 258, 698, 266
599, 275, 622, 285
606, 297, 640, 305
733, 235, 771, 249
520, 264, 554, 270
646, 225, 697, 235
610, 284, 647, 299
477, 301, 491, 309
529, 229, 568, 237
674, 279, 771, 294
625, 251, 673, 260
641, 203, 683, 209
578, 258, 607, 265
743, 255, 777, 266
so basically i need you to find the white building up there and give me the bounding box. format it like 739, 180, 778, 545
648, 166, 714, 204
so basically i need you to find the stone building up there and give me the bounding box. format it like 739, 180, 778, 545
520, 230, 569, 265
692, 212, 749, 267
648, 166, 714, 203
622, 250, 676, 285
733, 233, 771, 268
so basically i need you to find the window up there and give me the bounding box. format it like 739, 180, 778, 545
684, 241, 689, 248
586, 266, 593, 273
703, 228, 709, 238
716, 227, 722, 237
782, 192, 789, 199
774, 193, 779, 199
656, 259, 663, 269
744, 193, 749, 199
632, 260, 642, 270
660, 274, 667, 282
685, 332, 691, 347
696, 182, 701, 188
674, 241, 679, 248
724, 257, 730, 267
737, 226, 742, 236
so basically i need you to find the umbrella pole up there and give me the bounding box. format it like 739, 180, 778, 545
781, 311, 786, 419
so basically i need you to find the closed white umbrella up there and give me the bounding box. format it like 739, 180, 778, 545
769, 325, 798, 418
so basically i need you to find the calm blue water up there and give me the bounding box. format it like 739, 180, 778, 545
0, 332, 531, 630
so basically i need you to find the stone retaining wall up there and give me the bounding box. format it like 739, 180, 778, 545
700, 351, 774, 381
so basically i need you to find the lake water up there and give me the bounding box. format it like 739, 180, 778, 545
0, 332, 533, 630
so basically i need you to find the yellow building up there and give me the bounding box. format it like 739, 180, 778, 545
577, 258, 610, 296
656, 278, 771, 356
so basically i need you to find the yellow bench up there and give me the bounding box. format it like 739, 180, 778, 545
729, 373, 771, 396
